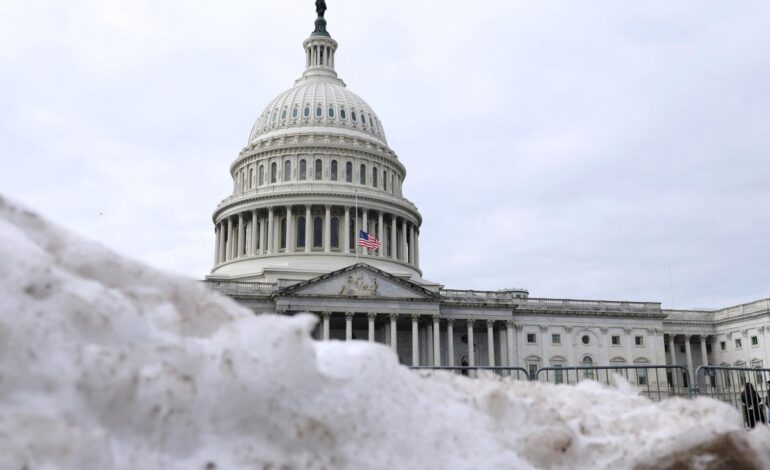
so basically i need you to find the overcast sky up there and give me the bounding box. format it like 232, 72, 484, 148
2, 0, 769, 309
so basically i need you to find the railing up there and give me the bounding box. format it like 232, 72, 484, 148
521, 298, 661, 310
205, 281, 278, 295
440, 289, 528, 301
410, 366, 530, 381
535, 365, 691, 401
695, 366, 770, 428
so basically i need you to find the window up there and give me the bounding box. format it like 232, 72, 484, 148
331, 217, 340, 248
304, 106, 310, 118
637, 368, 648, 385
527, 333, 537, 344
581, 335, 590, 345
706, 344, 712, 353
279, 218, 286, 250
299, 159, 307, 180
362, 114, 367, 126
340, 108, 347, 120
372, 167, 378, 188
345, 162, 353, 182
297, 217, 306, 248
313, 216, 323, 248
331, 160, 338, 181
552, 334, 561, 345
249, 168, 254, 188
554, 364, 564, 384
720, 341, 726, 351
316, 105, 322, 118
283, 160, 291, 182
259, 165, 264, 185
352, 111, 357, 122
315, 159, 323, 180
635, 336, 644, 346
328, 107, 335, 118
582, 357, 594, 380
611, 335, 621, 346
735, 339, 743, 349
270, 162, 277, 183
665, 343, 670, 353
752, 336, 759, 346
528, 363, 538, 380
383, 170, 388, 191
679, 345, 685, 353
281, 109, 287, 121
360, 164, 366, 184
292, 107, 298, 119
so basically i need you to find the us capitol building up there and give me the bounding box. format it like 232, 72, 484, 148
206, 4, 770, 383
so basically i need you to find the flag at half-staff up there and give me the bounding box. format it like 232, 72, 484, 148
358, 230, 380, 250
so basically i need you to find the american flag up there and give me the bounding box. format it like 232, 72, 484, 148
358, 230, 381, 250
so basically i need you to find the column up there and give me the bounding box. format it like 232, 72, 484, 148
267, 208, 274, 254
401, 219, 408, 262
322, 312, 330, 340
368, 313, 376, 342
668, 335, 677, 367
378, 211, 384, 257
390, 216, 398, 260
344, 206, 350, 254
324, 205, 331, 253
390, 314, 398, 352
251, 209, 258, 255
226, 217, 234, 261
259, 212, 266, 255
700, 336, 708, 367
345, 312, 353, 340
237, 213, 245, 258
286, 205, 294, 253
409, 225, 416, 265
411, 314, 419, 366
214, 224, 221, 264
684, 335, 694, 385
447, 319, 455, 367
487, 320, 495, 367
362, 209, 368, 255
506, 321, 516, 369
414, 229, 420, 267
305, 205, 312, 253
498, 325, 508, 367
433, 316, 441, 367
467, 319, 475, 367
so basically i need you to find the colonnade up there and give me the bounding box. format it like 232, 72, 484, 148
306, 312, 514, 368
666, 333, 710, 386
214, 204, 419, 267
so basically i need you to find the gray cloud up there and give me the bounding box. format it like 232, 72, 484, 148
1, 0, 768, 308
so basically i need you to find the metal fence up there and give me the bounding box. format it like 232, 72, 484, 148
409, 366, 530, 381
534, 365, 692, 400
696, 366, 770, 427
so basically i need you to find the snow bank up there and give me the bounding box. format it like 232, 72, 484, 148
1, 193, 769, 469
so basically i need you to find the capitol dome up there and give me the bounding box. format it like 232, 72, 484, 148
208, 11, 428, 286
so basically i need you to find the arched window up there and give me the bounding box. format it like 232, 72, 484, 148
270, 162, 277, 183
297, 217, 306, 249
328, 107, 335, 118
315, 159, 323, 180
299, 159, 307, 180
391, 174, 395, 193
345, 162, 353, 182
281, 109, 287, 121
349, 217, 356, 250
331, 217, 340, 249
249, 168, 255, 188
582, 357, 595, 380
279, 218, 287, 250
316, 105, 322, 118
304, 106, 310, 118
352, 111, 357, 122
372, 167, 378, 188
283, 160, 291, 182
242, 171, 247, 191
259, 165, 264, 186
292, 107, 298, 119
340, 108, 347, 120
383, 170, 387, 191
362, 114, 367, 127
313, 216, 323, 248
360, 164, 366, 185
330, 160, 338, 181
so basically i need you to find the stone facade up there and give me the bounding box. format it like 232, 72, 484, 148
204, 9, 770, 380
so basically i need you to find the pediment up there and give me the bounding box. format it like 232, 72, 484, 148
277, 263, 436, 300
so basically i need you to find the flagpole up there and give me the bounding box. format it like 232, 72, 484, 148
355, 189, 359, 264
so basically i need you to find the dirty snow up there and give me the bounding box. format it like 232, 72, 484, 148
1, 193, 769, 469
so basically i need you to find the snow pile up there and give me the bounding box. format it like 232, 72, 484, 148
1, 193, 770, 469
